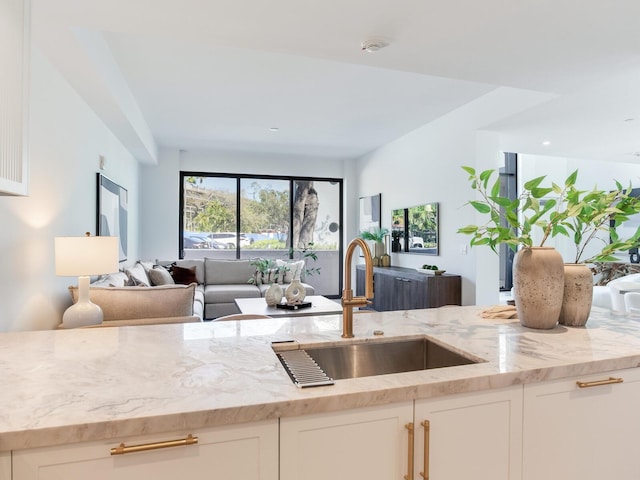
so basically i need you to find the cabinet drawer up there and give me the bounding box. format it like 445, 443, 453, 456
523, 367, 640, 480
12, 420, 278, 480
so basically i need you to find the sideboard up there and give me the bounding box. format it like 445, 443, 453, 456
356, 265, 461, 311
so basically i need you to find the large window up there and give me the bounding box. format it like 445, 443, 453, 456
180, 173, 343, 297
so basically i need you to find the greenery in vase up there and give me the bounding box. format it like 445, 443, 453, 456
458, 166, 640, 263
359, 226, 389, 243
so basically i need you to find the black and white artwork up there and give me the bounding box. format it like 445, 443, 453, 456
97, 173, 128, 262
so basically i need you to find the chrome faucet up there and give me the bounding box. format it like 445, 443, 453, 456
341, 237, 374, 338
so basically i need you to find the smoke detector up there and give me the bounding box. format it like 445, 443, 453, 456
361, 37, 390, 53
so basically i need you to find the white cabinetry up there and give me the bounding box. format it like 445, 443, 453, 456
0, 0, 30, 196
415, 386, 522, 480
12, 420, 278, 480
280, 385, 522, 480
1, 451, 10, 480
280, 402, 413, 480
523, 367, 640, 480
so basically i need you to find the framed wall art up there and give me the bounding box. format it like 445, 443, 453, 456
96, 173, 128, 262
359, 193, 381, 234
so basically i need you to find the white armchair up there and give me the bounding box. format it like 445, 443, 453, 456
624, 292, 640, 314
606, 273, 640, 312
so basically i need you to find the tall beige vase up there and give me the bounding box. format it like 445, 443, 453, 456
558, 263, 593, 327
512, 247, 564, 329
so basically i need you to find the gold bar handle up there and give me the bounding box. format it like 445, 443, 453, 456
404, 423, 414, 480
420, 420, 430, 479
110, 434, 198, 456
576, 377, 623, 389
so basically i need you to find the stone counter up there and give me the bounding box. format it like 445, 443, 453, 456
2, 305, 640, 451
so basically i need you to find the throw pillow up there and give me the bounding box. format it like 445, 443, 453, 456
260, 268, 282, 285
125, 263, 150, 287
172, 265, 198, 285
125, 275, 148, 287
148, 266, 176, 286
277, 260, 305, 283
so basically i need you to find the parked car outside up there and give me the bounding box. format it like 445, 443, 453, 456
183, 235, 209, 249
409, 236, 424, 248
207, 232, 251, 248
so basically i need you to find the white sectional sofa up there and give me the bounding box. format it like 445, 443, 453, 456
69, 258, 316, 324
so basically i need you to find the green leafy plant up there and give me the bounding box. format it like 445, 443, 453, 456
559, 182, 640, 263
288, 242, 321, 278
458, 166, 640, 263
359, 227, 389, 243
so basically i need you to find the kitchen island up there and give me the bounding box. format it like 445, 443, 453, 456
2, 305, 640, 479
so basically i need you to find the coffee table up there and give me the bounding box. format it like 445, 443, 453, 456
234, 295, 342, 318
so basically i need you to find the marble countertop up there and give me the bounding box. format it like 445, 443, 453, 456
2, 305, 640, 452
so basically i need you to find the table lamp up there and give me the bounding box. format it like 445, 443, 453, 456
55, 233, 119, 328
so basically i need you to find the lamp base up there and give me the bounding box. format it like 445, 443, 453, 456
62, 301, 104, 329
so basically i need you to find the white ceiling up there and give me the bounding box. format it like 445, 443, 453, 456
30, 0, 640, 163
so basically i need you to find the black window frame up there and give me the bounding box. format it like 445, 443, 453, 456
179, 171, 344, 297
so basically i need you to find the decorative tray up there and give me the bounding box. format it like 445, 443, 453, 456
415, 268, 446, 275
276, 301, 312, 310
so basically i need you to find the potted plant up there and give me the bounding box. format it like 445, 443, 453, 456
458, 166, 640, 328
359, 227, 390, 266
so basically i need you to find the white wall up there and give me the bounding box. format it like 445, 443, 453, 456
355, 88, 552, 306
0, 49, 140, 332
139, 148, 348, 261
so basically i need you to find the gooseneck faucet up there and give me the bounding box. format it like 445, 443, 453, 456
341, 237, 374, 338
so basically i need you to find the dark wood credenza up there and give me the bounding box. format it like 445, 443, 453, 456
356, 265, 461, 312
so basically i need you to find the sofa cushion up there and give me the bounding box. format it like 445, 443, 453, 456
205, 259, 256, 285
125, 263, 150, 287
172, 265, 198, 285
92, 271, 129, 287
68, 283, 196, 321
175, 259, 205, 284
138, 260, 155, 273
204, 284, 261, 304
148, 266, 175, 286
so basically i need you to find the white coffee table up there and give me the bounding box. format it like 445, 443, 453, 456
234, 295, 342, 318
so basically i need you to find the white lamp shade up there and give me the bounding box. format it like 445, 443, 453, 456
55, 236, 119, 276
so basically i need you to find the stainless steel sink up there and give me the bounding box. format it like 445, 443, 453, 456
303, 337, 479, 380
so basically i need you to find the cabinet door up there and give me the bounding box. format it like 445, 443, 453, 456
280, 402, 413, 480
415, 386, 523, 480
523, 368, 640, 480
1, 451, 10, 480
12, 420, 278, 480
372, 272, 396, 311
396, 275, 427, 310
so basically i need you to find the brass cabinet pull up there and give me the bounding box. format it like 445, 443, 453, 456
404, 423, 414, 480
420, 420, 430, 479
576, 377, 623, 389
110, 434, 198, 456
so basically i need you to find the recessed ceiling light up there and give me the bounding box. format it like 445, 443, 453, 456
269, 127, 279, 132
542, 140, 551, 146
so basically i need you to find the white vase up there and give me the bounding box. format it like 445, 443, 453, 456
512, 247, 564, 329
265, 283, 283, 306
285, 279, 306, 304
